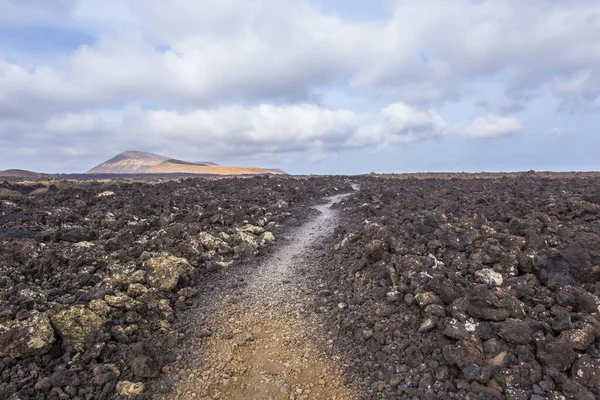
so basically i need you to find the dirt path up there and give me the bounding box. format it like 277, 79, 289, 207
161, 192, 358, 400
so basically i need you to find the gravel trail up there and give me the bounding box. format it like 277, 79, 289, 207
159, 192, 358, 400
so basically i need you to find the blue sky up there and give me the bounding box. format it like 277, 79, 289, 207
0, 0, 599, 174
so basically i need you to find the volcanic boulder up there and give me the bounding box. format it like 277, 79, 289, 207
50, 305, 106, 352
145, 253, 193, 292
0, 311, 55, 358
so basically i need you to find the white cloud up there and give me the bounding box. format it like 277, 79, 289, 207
134, 103, 521, 157
46, 112, 102, 135
462, 115, 524, 139
2, 0, 599, 114
0, 0, 594, 170
382, 103, 447, 138
0, 103, 522, 167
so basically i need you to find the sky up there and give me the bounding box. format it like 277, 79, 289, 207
0, 0, 599, 174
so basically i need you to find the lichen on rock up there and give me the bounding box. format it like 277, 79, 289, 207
144, 253, 193, 291
239, 224, 265, 235
261, 231, 276, 243
198, 231, 222, 251
0, 310, 55, 358
50, 305, 105, 352
116, 381, 145, 396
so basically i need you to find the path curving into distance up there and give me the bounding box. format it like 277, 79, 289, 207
162, 191, 358, 400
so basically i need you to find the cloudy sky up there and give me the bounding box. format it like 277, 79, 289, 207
1, 0, 599, 174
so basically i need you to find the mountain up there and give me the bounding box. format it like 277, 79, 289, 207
86, 151, 286, 175
86, 151, 170, 174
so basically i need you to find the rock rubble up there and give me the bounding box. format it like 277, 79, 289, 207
311, 175, 600, 399
0, 176, 350, 399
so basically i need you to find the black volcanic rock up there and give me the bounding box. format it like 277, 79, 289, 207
0, 175, 351, 399
301, 174, 600, 399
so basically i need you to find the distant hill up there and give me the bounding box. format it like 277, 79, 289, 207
87, 151, 286, 176
86, 151, 170, 174
0, 169, 43, 178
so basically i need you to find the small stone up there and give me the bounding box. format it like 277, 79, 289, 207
366, 337, 381, 352
386, 291, 399, 302
483, 338, 501, 355
418, 317, 437, 333
198, 328, 212, 338
92, 371, 117, 386
262, 232, 276, 242
572, 355, 600, 388
34, 377, 52, 391
127, 283, 149, 298
50, 369, 75, 387
551, 312, 573, 332
424, 304, 446, 317
373, 331, 386, 345
132, 355, 160, 379
414, 292, 442, 308
279, 383, 290, 393
443, 319, 478, 340
242, 332, 255, 342
487, 351, 507, 368
539, 379, 555, 392
443, 340, 483, 368
504, 385, 528, 400
537, 338, 577, 371
104, 293, 134, 309
361, 329, 373, 341
474, 268, 504, 286
499, 318, 533, 345
559, 327, 596, 350
215, 261, 233, 270
419, 373, 434, 389
116, 381, 145, 397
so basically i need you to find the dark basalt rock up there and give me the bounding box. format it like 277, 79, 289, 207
0, 176, 352, 399
498, 318, 533, 345
538, 337, 578, 372
4, 173, 600, 399
301, 174, 600, 399
533, 252, 578, 289
465, 287, 512, 321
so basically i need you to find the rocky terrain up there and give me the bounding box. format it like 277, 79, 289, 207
1, 173, 600, 400
308, 174, 600, 399
0, 176, 350, 399
0, 171, 43, 179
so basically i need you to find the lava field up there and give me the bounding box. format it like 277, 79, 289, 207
310, 174, 600, 399
0, 176, 351, 399
1, 173, 600, 400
